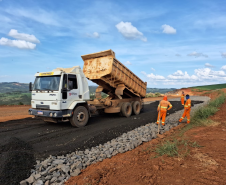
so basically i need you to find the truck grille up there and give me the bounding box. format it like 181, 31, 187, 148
36, 105, 50, 110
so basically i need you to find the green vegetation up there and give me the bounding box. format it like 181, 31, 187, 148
0, 83, 108, 105
191, 83, 226, 91
0, 92, 31, 105
155, 139, 202, 158
145, 92, 162, 98
153, 91, 225, 158
146, 88, 176, 94
155, 140, 178, 157
178, 91, 226, 136
0, 82, 29, 93
192, 92, 226, 124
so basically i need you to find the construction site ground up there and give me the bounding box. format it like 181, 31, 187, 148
0, 92, 223, 185
0, 97, 203, 184
66, 94, 226, 185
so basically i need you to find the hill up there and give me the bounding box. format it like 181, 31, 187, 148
0, 82, 29, 93
191, 83, 226, 91
0, 83, 174, 105
146, 88, 176, 94
0, 83, 175, 94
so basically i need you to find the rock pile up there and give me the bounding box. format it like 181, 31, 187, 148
20, 122, 177, 185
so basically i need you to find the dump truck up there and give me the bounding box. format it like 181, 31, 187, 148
29, 50, 147, 127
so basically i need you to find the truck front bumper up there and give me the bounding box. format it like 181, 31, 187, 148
28, 108, 73, 118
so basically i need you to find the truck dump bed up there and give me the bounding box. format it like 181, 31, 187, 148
82, 50, 147, 98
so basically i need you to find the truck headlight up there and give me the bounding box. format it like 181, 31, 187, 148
31, 101, 35, 104
29, 110, 32, 115
54, 113, 57, 117
51, 102, 57, 105
49, 113, 53, 117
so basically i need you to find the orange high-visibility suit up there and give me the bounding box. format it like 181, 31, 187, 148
181, 92, 185, 105
157, 96, 173, 126
179, 99, 191, 124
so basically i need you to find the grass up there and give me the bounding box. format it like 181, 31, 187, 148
191, 83, 226, 91
177, 91, 226, 136
154, 139, 202, 158
153, 91, 226, 158
155, 140, 178, 157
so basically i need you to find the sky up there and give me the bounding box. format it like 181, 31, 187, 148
0, 0, 226, 88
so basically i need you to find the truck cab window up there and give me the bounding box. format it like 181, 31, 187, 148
68, 75, 77, 90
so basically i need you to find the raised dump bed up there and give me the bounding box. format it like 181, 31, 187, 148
82, 49, 147, 99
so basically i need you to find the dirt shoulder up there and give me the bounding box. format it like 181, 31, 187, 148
66, 98, 226, 185
0, 105, 32, 122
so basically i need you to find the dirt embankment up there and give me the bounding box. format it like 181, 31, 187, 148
66, 95, 226, 185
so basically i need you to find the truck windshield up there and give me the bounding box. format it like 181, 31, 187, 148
33, 75, 61, 91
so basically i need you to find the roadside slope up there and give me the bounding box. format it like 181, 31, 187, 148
66, 94, 226, 185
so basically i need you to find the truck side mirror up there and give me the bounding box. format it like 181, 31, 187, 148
29, 82, 32, 91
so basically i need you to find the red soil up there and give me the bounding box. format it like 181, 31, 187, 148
0, 105, 32, 122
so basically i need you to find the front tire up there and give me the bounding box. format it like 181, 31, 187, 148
70, 106, 89, 127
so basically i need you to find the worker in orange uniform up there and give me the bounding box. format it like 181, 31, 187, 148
181, 91, 185, 105
157, 96, 173, 126
179, 94, 191, 124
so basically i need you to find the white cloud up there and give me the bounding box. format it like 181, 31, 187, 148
168, 71, 198, 81
8, 29, 40, 43
151, 68, 155, 71
115, 21, 147, 42
172, 70, 184, 76
187, 52, 208, 58
93, 32, 100, 38
142, 71, 165, 81
161, 24, 176, 34
142, 67, 226, 86
124, 61, 131, 65
175, 54, 181, 57
0, 37, 36, 49
86, 32, 100, 38
221, 65, 226, 71
205, 63, 214, 68
221, 52, 226, 58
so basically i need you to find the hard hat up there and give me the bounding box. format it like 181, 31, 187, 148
163, 95, 167, 101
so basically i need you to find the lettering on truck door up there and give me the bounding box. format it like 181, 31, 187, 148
67, 74, 79, 107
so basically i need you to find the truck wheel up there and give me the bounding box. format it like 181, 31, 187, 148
132, 101, 141, 115
121, 102, 132, 117
70, 106, 89, 127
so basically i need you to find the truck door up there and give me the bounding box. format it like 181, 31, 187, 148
67, 74, 79, 105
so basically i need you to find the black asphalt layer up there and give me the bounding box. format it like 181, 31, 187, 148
0, 100, 203, 184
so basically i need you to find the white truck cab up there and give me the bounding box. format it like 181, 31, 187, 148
29, 66, 90, 127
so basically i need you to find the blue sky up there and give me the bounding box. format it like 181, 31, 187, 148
0, 0, 226, 88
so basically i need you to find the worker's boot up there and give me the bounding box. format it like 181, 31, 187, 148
156, 121, 159, 125
179, 117, 183, 123
162, 122, 165, 126
187, 119, 190, 124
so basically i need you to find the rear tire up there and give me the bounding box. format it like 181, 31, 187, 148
121, 102, 132, 117
70, 106, 89, 127
132, 101, 141, 115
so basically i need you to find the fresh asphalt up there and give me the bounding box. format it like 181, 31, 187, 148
0, 100, 203, 160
